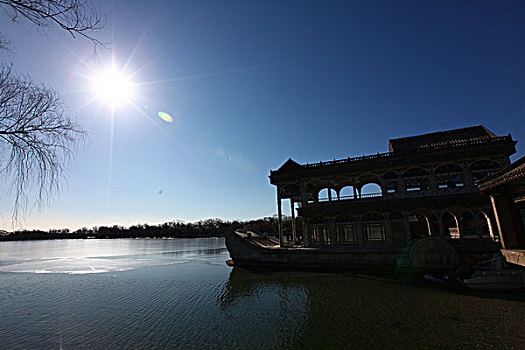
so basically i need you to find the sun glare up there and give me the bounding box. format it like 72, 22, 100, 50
92, 68, 135, 107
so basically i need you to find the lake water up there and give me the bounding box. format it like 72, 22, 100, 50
0, 238, 524, 349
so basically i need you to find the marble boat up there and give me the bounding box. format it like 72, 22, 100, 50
224, 229, 460, 272
226, 126, 516, 272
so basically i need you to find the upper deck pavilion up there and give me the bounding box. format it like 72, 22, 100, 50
270, 125, 516, 185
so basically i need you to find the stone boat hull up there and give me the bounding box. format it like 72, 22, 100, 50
224, 230, 459, 272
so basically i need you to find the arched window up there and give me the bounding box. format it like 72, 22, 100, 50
360, 183, 382, 198
362, 213, 385, 242
408, 214, 430, 239
402, 168, 430, 192
318, 188, 337, 202
383, 171, 399, 180
470, 160, 502, 182
470, 159, 501, 170
305, 183, 317, 203
434, 164, 464, 189
478, 212, 495, 241
335, 215, 357, 244
385, 182, 398, 194
310, 216, 330, 245
389, 211, 405, 242
442, 212, 459, 239
383, 173, 399, 194
428, 214, 440, 236
459, 211, 477, 239
280, 184, 300, 199
280, 184, 301, 222
339, 185, 355, 200
403, 168, 429, 177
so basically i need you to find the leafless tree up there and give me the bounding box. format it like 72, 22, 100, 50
0, 33, 10, 51
0, 65, 86, 223
0, 0, 106, 47
0, 0, 104, 225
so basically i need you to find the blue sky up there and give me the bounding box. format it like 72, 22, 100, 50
1, 0, 524, 230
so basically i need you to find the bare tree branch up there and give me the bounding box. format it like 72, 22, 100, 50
0, 0, 107, 47
0, 64, 86, 225
0, 33, 11, 51
0, 0, 104, 225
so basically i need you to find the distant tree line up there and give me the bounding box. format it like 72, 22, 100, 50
0, 216, 293, 241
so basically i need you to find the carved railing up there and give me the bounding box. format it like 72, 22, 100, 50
314, 192, 382, 203
304, 152, 393, 168
302, 136, 513, 169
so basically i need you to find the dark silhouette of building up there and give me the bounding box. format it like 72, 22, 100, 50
478, 155, 525, 266
270, 126, 516, 254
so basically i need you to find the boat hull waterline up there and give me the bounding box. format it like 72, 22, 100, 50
224, 230, 459, 272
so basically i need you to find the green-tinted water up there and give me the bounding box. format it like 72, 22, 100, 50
0, 238, 523, 349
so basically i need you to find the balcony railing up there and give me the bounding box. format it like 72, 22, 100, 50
314, 192, 382, 203
302, 136, 513, 169
304, 152, 393, 169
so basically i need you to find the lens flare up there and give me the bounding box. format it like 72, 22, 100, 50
158, 111, 174, 123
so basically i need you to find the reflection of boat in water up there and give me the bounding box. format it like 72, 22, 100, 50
217, 266, 307, 309
224, 229, 460, 273
217, 264, 525, 349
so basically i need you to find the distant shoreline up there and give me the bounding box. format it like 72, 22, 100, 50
0, 216, 283, 242
0, 232, 224, 241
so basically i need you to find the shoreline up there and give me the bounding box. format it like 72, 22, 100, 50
0, 232, 225, 242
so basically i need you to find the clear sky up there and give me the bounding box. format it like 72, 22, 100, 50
1, 0, 524, 230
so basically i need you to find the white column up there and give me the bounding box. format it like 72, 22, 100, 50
300, 183, 310, 246
291, 199, 296, 242
277, 192, 283, 247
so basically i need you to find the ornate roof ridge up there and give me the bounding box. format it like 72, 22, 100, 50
478, 155, 525, 192
388, 125, 497, 153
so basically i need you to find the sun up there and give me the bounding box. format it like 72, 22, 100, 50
92, 67, 135, 107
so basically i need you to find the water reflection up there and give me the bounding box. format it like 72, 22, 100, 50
219, 267, 525, 349
217, 267, 310, 348
218, 267, 309, 308
0, 239, 523, 349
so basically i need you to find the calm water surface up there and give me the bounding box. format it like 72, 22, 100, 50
0, 238, 524, 349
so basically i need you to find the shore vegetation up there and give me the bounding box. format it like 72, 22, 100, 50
0, 215, 292, 241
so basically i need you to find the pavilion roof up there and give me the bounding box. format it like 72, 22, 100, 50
389, 125, 497, 153
478, 155, 525, 193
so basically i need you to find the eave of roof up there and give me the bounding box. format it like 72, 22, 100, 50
388, 125, 498, 153
478, 155, 525, 192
